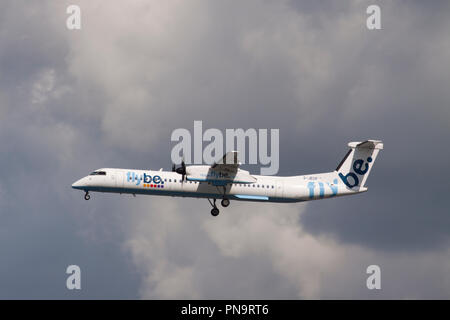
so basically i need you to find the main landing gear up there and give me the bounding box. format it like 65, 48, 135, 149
84, 191, 90, 201
207, 198, 231, 216
221, 198, 230, 207
208, 199, 220, 216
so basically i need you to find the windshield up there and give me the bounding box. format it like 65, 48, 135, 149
89, 171, 107, 176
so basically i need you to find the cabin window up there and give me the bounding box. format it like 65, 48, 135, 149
169, 179, 172, 182
272, 185, 274, 189
164, 179, 167, 182
175, 179, 177, 182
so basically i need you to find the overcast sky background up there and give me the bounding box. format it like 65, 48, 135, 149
1, 0, 450, 299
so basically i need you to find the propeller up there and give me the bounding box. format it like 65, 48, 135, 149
173, 156, 186, 182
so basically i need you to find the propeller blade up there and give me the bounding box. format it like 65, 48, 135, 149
174, 154, 187, 181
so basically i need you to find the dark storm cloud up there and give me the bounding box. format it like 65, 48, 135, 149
295, 1, 450, 252
0, 1, 140, 298
1, 0, 449, 298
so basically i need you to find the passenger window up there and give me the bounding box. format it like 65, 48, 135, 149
169, 179, 172, 182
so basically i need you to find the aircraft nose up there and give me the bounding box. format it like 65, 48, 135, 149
72, 178, 85, 190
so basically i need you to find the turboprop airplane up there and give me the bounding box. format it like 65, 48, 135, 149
72, 140, 383, 216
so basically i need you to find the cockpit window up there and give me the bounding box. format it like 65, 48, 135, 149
89, 171, 107, 176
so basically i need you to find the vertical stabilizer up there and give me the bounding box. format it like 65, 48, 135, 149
336, 140, 383, 191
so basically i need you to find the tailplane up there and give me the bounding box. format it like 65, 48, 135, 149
336, 140, 383, 191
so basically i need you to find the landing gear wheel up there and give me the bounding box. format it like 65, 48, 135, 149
207, 198, 220, 216
84, 192, 90, 201
221, 199, 230, 207
211, 207, 220, 216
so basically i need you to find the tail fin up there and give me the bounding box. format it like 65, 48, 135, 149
336, 140, 383, 191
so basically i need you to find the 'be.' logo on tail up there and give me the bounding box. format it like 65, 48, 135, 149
336, 140, 383, 190
339, 157, 372, 188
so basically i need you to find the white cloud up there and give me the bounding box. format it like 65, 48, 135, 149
60, 0, 370, 149
31, 68, 55, 105
122, 196, 450, 299
203, 203, 345, 298
54, 0, 450, 299
3, 0, 450, 299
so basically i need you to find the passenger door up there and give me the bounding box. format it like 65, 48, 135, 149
275, 181, 283, 198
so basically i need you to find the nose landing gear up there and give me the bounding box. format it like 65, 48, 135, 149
84, 191, 90, 201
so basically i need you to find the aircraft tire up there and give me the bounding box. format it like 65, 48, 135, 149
211, 208, 219, 216
221, 199, 230, 207
84, 193, 90, 201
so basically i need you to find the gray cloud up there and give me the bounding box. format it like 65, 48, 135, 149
0, 0, 449, 298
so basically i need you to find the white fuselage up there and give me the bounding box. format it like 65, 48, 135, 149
72, 168, 361, 203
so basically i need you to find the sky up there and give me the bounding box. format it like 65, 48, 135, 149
0, 0, 450, 299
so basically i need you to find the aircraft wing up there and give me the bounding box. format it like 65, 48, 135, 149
211, 151, 240, 172
186, 151, 255, 185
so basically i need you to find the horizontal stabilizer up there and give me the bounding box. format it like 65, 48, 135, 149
348, 140, 384, 150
